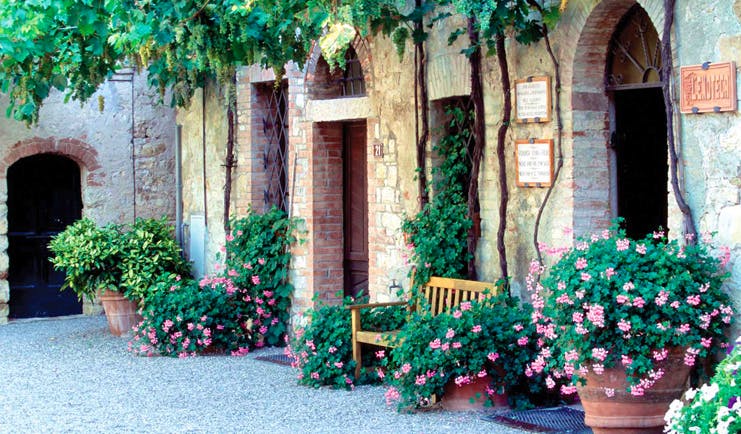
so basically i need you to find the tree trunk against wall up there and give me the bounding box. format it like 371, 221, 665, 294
661, 0, 696, 241
223, 75, 237, 232
415, 0, 430, 209
466, 17, 485, 281
494, 32, 511, 292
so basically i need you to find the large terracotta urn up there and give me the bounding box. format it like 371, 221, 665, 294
577, 349, 690, 433
442, 374, 508, 411
99, 289, 142, 336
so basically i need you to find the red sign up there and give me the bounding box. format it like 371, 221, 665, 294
680, 62, 737, 114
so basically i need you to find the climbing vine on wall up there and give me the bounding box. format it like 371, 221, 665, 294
402, 105, 473, 288
661, 0, 697, 240
446, 0, 561, 291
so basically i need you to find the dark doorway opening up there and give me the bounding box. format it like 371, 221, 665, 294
8, 154, 83, 318
613, 87, 668, 239
343, 121, 368, 299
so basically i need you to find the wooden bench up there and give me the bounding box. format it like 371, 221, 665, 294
346, 276, 500, 379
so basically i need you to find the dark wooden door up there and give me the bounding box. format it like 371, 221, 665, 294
8, 154, 83, 318
614, 88, 668, 239
343, 121, 368, 298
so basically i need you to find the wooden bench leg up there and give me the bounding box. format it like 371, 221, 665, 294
351, 308, 362, 379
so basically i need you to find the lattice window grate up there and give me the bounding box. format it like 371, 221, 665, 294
339, 48, 366, 97
261, 82, 289, 213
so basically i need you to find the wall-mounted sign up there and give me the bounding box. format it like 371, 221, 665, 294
515, 139, 553, 187
372, 142, 384, 158
680, 61, 737, 114
514, 76, 551, 123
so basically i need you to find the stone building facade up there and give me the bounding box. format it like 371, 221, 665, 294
183, 0, 741, 332
0, 71, 177, 323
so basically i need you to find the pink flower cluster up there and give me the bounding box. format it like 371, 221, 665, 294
130, 314, 220, 358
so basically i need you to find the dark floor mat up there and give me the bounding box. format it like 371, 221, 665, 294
485, 406, 591, 433
254, 353, 296, 366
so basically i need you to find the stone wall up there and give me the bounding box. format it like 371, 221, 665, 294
0, 71, 177, 323
176, 84, 228, 277
674, 0, 741, 334
207, 0, 741, 331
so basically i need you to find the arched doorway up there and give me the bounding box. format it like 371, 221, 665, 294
607, 4, 668, 239
8, 154, 83, 318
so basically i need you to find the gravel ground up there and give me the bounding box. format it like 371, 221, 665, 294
0, 315, 528, 434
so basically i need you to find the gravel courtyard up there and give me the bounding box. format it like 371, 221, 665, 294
0, 315, 527, 434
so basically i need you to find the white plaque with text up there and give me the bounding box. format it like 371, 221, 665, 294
516, 139, 553, 187
515, 76, 551, 123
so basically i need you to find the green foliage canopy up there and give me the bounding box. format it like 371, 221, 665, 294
0, 0, 118, 123
0, 0, 403, 124
0, 0, 560, 124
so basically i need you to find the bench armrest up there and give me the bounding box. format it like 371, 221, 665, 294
345, 301, 408, 311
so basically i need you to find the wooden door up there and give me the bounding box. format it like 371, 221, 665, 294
343, 121, 368, 298
8, 154, 83, 318
614, 88, 668, 239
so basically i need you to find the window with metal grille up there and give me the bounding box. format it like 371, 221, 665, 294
258, 81, 289, 213
340, 47, 366, 97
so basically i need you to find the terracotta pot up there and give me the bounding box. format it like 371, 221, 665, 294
441, 374, 508, 411
99, 289, 142, 336
577, 348, 690, 434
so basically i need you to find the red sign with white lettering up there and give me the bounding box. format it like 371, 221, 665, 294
680, 62, 737, 114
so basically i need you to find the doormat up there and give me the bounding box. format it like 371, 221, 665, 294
254, 353, 296, 367
485, 407, 591, 433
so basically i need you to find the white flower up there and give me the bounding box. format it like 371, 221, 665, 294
664, 399, 684, 426
684, 388, 698, 401
699, 382, 719, 401
716, 417, 732, 434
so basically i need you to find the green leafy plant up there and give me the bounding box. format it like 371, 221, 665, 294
288, 297, 406, 390
119, 217, 190, 302
224, 206, 299, 347
527, 223, 735, 397
48, 218, 122, 301
664, 336, 741, 434
402, 105, 473, 287
50, 217, 188, 304
383, 294, 539, 410
130, 274, 254, 357
130, 207, 299, 357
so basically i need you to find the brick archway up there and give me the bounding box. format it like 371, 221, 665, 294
0, 136, 102, 186
304, 37, 375, 96
567, 0, 665, 235
0, 136, 103, 323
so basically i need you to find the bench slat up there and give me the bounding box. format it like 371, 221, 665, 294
355, 330, 400, 348
427, 276, 498, 293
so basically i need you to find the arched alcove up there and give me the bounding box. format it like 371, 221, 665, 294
568, 0, 666, 236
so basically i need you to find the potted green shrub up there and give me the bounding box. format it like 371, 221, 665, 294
527, 224, 735, 433
49, 218, 131, 334
49, 218, 122, 301
103, 217, 189, 336
50, 217, 189, 336
383, 294, 537, 411
118, 217, 190, 302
